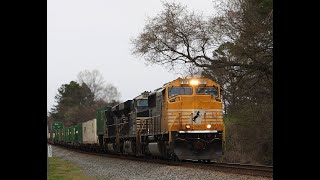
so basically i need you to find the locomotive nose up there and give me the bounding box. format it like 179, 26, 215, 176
173, 136, 223, 161
192, 140, 206, 152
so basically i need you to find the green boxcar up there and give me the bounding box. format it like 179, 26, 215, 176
64, 128, 68, 143
65, 127, 71, 143
96, 106, 111, 136
52, 121, 64, 143
60, 128, 65, 142
69, 126, 75, 143
74, 124, 83, 144
54, 129, 59, 142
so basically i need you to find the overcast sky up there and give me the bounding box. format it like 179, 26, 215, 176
47, 0, 216, 112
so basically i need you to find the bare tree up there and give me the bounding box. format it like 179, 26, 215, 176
77, 69, 105, 101
77, 69, 121, 103
102, 84, 121, 103
131, 1, 272, 78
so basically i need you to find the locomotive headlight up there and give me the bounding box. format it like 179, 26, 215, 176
190, 79, 199, 85
206, 124, 212, 129
186, 124, 191, 129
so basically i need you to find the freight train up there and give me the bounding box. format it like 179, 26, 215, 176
48, 77, 225, 161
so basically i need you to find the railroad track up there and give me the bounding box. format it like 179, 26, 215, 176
182, 161, 273, 178
49, 143, 273, 178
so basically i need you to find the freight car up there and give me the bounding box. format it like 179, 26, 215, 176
49, 119, 100, 152
50, 77, 225, 161
47, 121, 63, 143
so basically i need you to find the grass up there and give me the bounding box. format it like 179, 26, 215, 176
48, 157, 96, 180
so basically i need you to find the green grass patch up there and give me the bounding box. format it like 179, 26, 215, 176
48, 157, 95, 180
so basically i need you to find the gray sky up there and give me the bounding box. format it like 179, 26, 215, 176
47, 0, 215, 112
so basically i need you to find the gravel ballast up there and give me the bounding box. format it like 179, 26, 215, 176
50, 145, 272, 180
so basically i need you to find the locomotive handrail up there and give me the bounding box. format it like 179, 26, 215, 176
136, 117, 150, 144
168, 113, 181, 144
136, 116, 160, 135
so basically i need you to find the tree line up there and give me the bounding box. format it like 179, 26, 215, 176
48, 69, 121, 127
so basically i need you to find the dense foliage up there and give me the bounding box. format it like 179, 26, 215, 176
49, 70, 120, 127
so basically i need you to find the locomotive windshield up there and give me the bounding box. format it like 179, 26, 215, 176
196, 86, 218, 97
137, 99, 148, 107
168, 87, 192, 98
